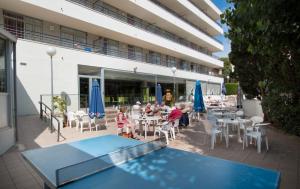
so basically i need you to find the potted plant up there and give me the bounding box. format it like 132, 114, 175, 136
53, 96, 67, 127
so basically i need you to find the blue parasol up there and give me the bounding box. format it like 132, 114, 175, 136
156, 84, 163, 105
194, 80, 205, 112
89, 80, 105, 118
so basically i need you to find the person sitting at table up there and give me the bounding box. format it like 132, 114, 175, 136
179, 103, 190, 128
168, 105, 182, 122
117, 107, 136, 138
132, 101, 142, 117
145, 103, 154, 116
160, 102, 170, 112
153, 101, 161, 116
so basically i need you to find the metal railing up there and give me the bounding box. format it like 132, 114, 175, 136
149, 0, 223, 44
187, 0, 223, 28
39, 99, 65, 142
67, 0, 221, 54
1, 24, 222, 77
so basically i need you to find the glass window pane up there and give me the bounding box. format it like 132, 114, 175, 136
0, 39, 6, 93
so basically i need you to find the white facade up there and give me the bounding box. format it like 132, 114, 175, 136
0, 0, 224, 115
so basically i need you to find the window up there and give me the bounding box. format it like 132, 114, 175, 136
24, 17, 42, 41
190, 64, 195, 72
166, 56, 177, 68
107, 39, 119, 56
135, 47, 143, 61
0, 39, 6, 93
179, 60, 188, 70
128, 45, 135, 59
149, 51, 161, 65
61, 26, 86, 49
3, 11, 24, 39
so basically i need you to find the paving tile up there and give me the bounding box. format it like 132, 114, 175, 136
0, 182, 16, 189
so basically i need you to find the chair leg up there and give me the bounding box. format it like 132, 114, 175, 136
265, 136, 269, 151
144, 124, 147, 139
165, 132, 169, 145
242, 136, 245, 150
171, 128, 176, 139
257, 137, 261, 153
211, 134, 215, 150
80, 123, 83, 133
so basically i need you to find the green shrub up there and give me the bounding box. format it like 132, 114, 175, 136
262, 93, 300, 136
225, 83, 238, 95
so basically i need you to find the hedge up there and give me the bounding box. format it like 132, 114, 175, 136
225, 83, 238, 95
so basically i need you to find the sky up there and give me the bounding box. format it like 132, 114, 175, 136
212, 0, 231, 58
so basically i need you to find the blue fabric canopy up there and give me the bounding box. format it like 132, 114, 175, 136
89, 80, 105, 118
222, 82, 227, 95
194, 80, 205, 112
156, 84, 163, 105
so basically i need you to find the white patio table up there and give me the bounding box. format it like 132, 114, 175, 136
218, 118, 252, 148
135, 116, 162, 139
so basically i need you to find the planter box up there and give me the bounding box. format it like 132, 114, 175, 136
242, 99, 264, 118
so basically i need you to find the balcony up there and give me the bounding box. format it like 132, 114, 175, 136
68, 0, 220, 56
150, 0, 223, 38
2, 25, 222, 77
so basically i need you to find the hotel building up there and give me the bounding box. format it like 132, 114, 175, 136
0, 0, 224, 115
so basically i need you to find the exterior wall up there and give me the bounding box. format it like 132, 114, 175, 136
0, 0, 223, 68
0, 127, 15, 154
16, 39, 223, 115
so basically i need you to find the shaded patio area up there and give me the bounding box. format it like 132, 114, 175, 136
0, 115, 299, 189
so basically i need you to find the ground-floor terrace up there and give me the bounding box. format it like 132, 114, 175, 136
0, 115, 299, 189
37, 65, 222, 118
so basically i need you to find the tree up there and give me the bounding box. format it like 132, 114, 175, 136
222, 0, 300, 135
220, 57, 231, 79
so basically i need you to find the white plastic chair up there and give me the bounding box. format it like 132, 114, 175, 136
200, 119, 223, 150
79, 115, 92, 133
67, 111, 78, 129
154, 121, 174, 145
170, 119, 180, 139
90, 118, 99, 131
242, 121, 270, 153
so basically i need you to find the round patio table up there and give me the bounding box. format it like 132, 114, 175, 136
135, 116, 162, 139
218, 118, 251, 148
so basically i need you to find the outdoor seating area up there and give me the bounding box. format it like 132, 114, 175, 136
0, 113, 298, 189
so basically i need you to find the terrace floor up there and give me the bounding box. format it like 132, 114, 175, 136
0, 115, 299, 189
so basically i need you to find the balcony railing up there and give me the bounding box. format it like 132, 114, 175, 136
149, 0, 223, 44
187, 0, 223, 28
2, 25, 222, 77
67, 0, 221, 56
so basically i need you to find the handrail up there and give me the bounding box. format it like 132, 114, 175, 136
39, 96, 65, 142
1, 24, 223, 77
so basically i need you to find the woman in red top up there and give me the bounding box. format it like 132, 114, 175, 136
116, 107, 129, 129
116, 107, 137, 138
168, 106, 182, 122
